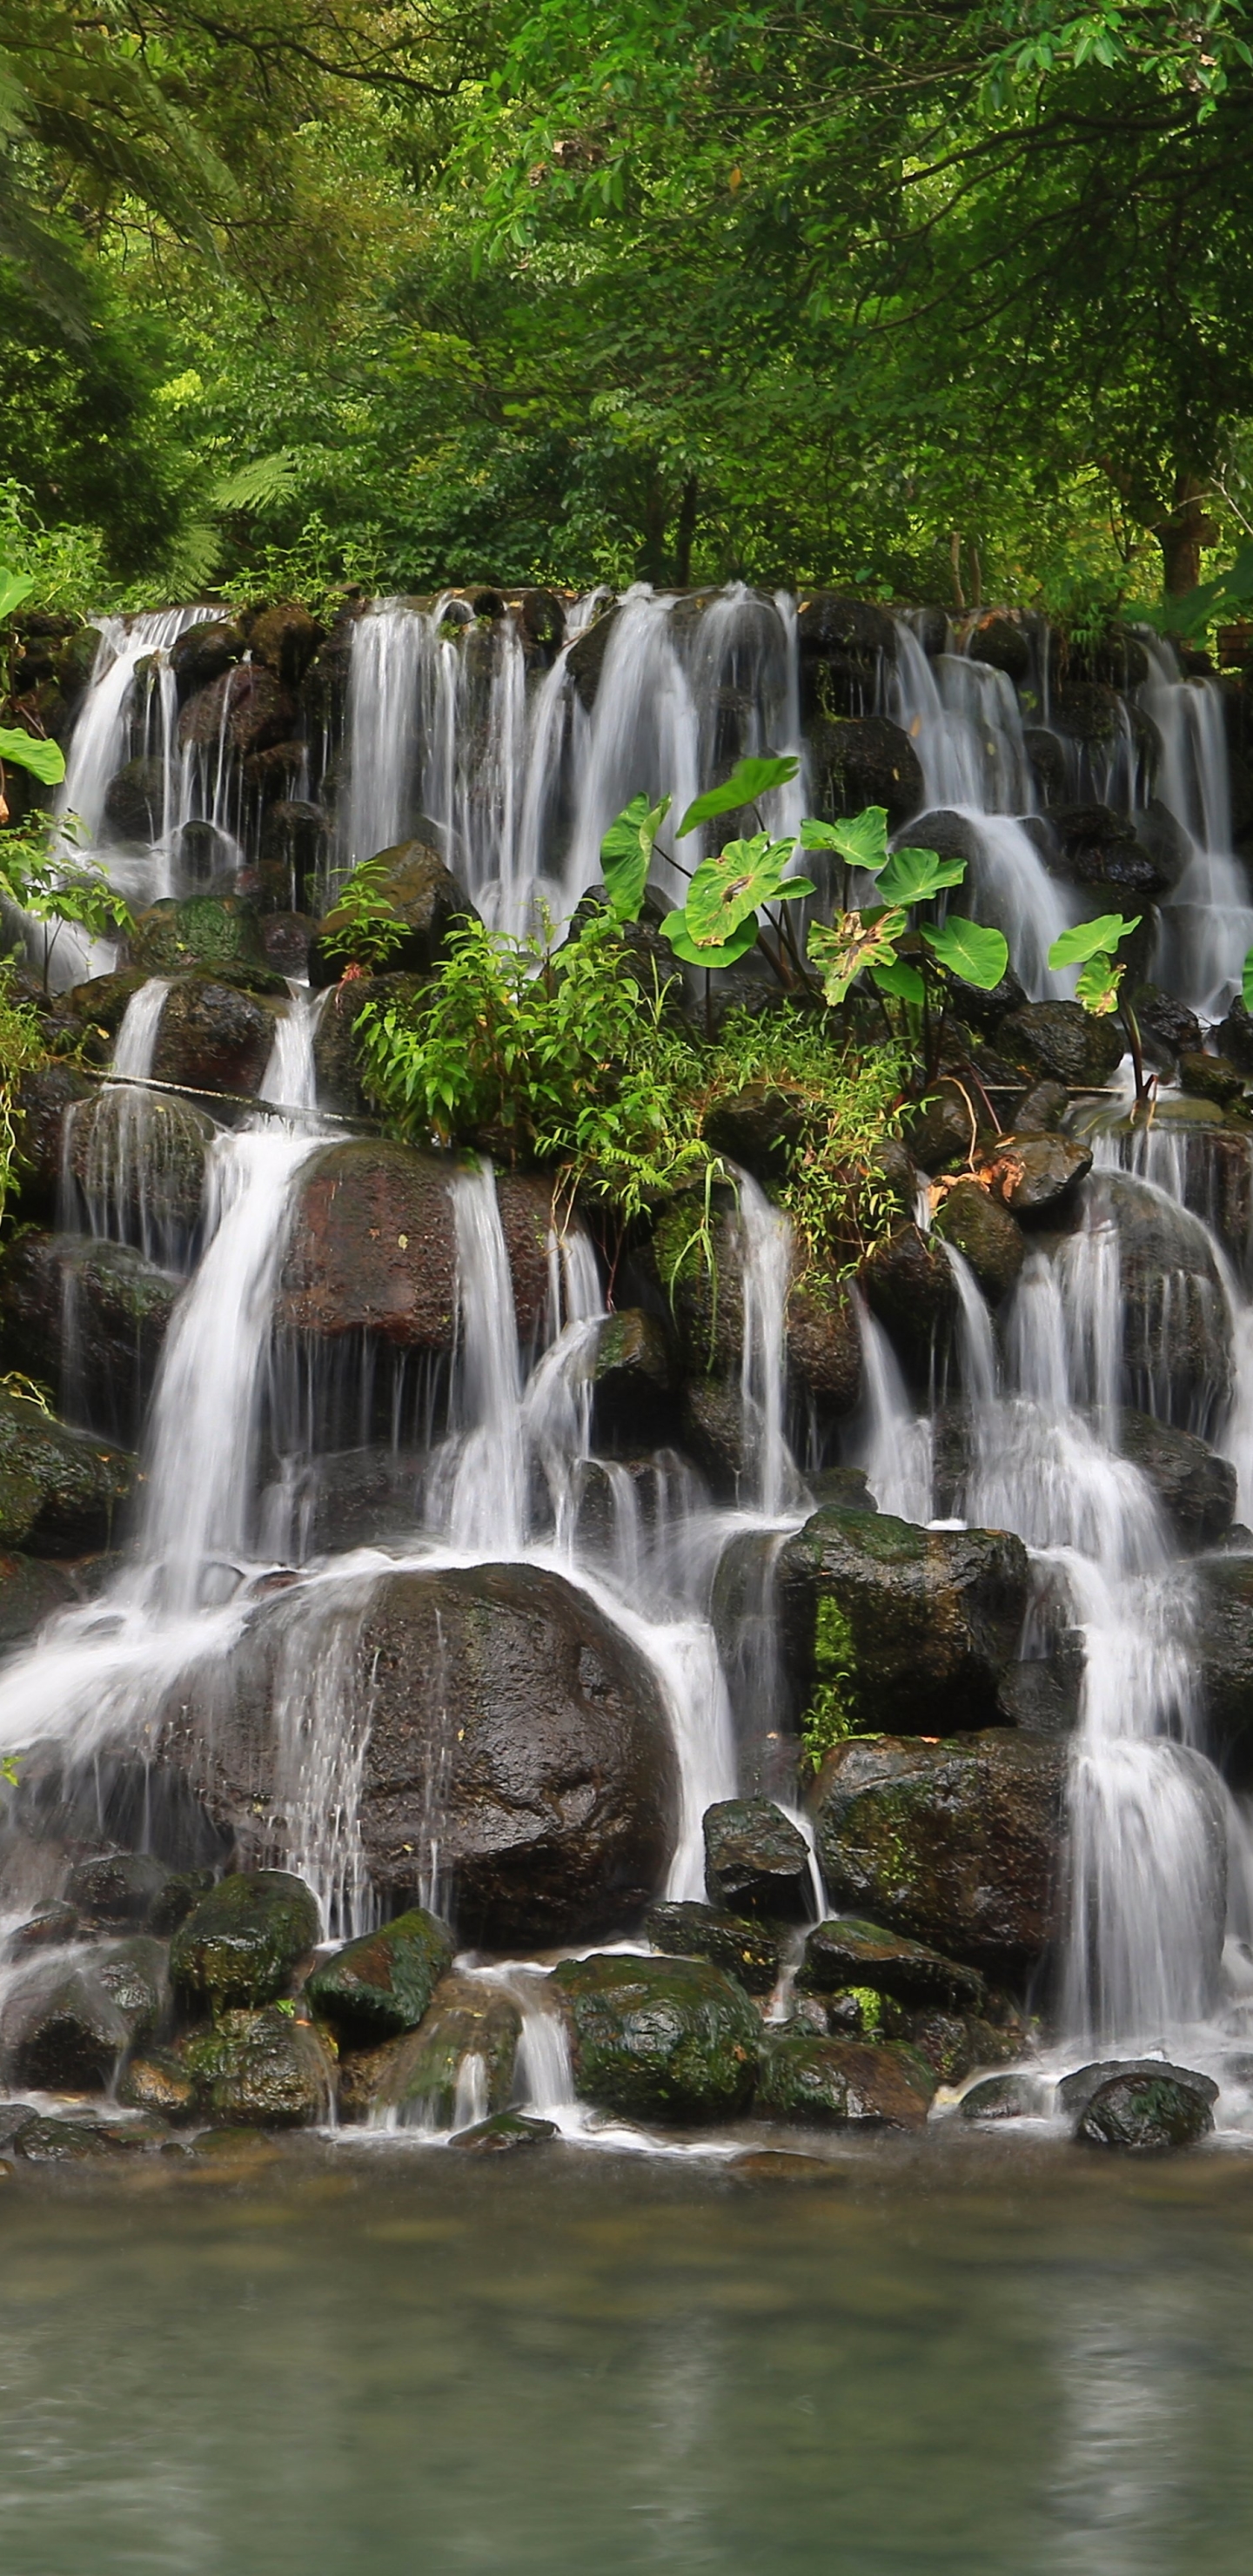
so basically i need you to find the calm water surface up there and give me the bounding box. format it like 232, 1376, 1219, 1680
1, 2132, 1251, 2574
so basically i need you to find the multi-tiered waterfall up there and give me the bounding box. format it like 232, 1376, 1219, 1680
4, 580, 1253, 2149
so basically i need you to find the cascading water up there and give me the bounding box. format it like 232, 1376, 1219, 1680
1142, 634, 1253, 1014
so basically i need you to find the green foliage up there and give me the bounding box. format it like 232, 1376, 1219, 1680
600, 793, 671, 922
0, 724, 65, 787
806, 816, 1007, 1011
1243, 944, 1253, 1016
675, 755, 799, 839
1049, 911, 1141, 1018
356, 906, 908, 1268
0, 965, 46, 1221
0, 809, 133, 989
920, 916, 1009, 988
318, 859, 409, 973
800, 1598, 860, 1774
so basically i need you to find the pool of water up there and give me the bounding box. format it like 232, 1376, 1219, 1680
2, 2131, 1253, 2574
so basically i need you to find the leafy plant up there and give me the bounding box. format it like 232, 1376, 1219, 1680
318, 858, 409, 972
600, 754, 814, 985
803, 802, 1008, 1017
1049, 911, 1147, 1098
0, 724, 65, 789
0, 809, 133, 991
0, 965, 46, 1222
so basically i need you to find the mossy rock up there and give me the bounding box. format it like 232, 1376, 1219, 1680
452, 2111, 558, 2154
308, 841, 478, 988
305, 1908, 455, 2046
170, 1869, 318, 2014
644, 1900, 783, 1996
1076, 2071, 1215, 2151
553, 1951, 761, 2123
182, 2006, 333, 2127
778, 1506, 1029, 1735
128, 896, 270, 978
359, 1974, 521, 2128
796, 1916, 986, 2010
932, 1179, 1025, 1303
117, 2047, 198, 2122
755, 2031, 935, 2129
0, 1396, 133, 1556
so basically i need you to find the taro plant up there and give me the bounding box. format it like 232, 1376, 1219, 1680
600, 754, 815, 989
1047, 912, 1147, 1101
802, 805, 1008, 1010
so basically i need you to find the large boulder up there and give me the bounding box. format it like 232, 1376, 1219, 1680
1193, 1553, 1253, 1782
813, 1730, 1068, 1975
932, 1178, 1025, 1302
178, 664, 297, 758
755, 2031, 934, 2130
1097, 1172, 1232, 1432
64, 1086, 214, 1252
104, 755, 165, 842
1117, 1411, 1236, 1550
127, 896, 273, 982
309, 840, 478, 987
987, 1132, 1093, 1218
311, 970, 422, 1117
702, 1798, 812, 1921
170, 619, 245, 696
586, 1309, 679, 1451
795, 1915, 986, 2010
644, 1900, 783, 1996
650, 1190, 861, 1425
150, 976, 280, 1102
999, 1001, 1125, 1090
777, 1506, 1029, 1734
806, 715, 924, 833
2, 1936, 165, 2091
965, 613, 1030, 684
65, 1851, 172, 1928
798, 594, 897, 716
304, 1907, 454, 2046
0, 1394, 133, 1555
0, 1233, 179, 1436
1076, 2070, 1215, 2151
860, 1224, 957, 1372
170, 1869, 319, 2014
275, 1144, 553, 1355
247, 602, 325, 688
553, 1951, 761, 2122
181, 2005, 333, 2127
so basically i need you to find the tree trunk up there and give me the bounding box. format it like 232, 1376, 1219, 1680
673, 475, 699, 587
638, 468, 668, 587
1156, 472, 1218, 596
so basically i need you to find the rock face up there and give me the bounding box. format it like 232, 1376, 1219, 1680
350, 1974, 521, 2127
1117, 1411, 1236, 1549
0, 1395, 133, 1554
755, 2032, 935, 2129
778, 1506, 1029, 1734
0, 1234, 179, 1435
807, 714, 923, 829
170, 1870, 318, 2013
702, 1799, 812, 1921
795, 1915, 986, 2010
151, 977, 279, 1100
64, 1087, 214, 1250
1075, 2070, 1215, 2151
276, 1144, 553, 1356
643, 1901, 783, 1996
1098, 1173, 1232, 1431
1193, 1553, 1253, 1781
553, 1952, 761, 2122
813, 1731, 1068, 1976
305, 1908, 454, 2045
309, 839, 477, 986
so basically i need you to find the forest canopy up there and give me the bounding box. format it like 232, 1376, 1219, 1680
3, 0, 1253, 614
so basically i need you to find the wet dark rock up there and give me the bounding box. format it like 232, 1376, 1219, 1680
1194, 1553, 1253, 1782
643, 1900, 783, 1996
933, 1178, 1025, 1302
13, 1063, 93, 1215
178, 664, 297, 759
170, 619, 245, 695
812, 1730, 1068, 1976
554, 1951, 761, 2123
0, 1395, 133, 1555
566, 605, 622, 711
1215, 995, 1253, 1075
679, 1379, 747, 1494
796, 1915, 986, 2010
903, 2008, 1023, 2086
65, 1085, 215, 1241
806, 714, 924, 833
1099, 1171, 1232, 1430
2, 1939, 164, 2090
10, 1901, 77, 1951
787, 1284, 862, 1419
182, 2005, 333, 2127
310, 968, 424, 1117
117, 2047, 198, 2121
778, 1506, 1029, 1735
356, 1974, 521, 2127
965, 614, 1030, 683
277, 1144, 552, 1356
519, 588, 566, 654
65, 1851, 171, 1928
755, 2031, 935, 2128
959, 2071, 1050, 2119
903, 1079, 982, 1176
652, 1191, 857, 1422
1076, 2070, 1215, 2151
1179, 1051, 1246, 1109
988, 1132, 1093, 1217
0, 1553, 79, 1646
247, 602, 325, 687
150, 976, 279, 1102
1011, 1080, 1070, 1133
452, 2111, 558, 2153
798, 592, 897, 661
587, 1308, 677, 1449
807, 1465, 877, 1513
60, 969, 148, 1040
305, 1908, 454, 2046
701, 1083, 808, 1179
1117, 1410, 1236, 1549
1057, 2056, 1219, 2120
703, 1798, 811, 1922
104, 755, 165, 842
148, 1868, 216, 1935
729, 2147, 845, 2184
11, 2111, 163, 2161
309, 839, 479, 988
128, 894, 273, 982
0, 1235, 177, 1432
1000, 1001, 1125, 1089
170, 1869, 319, 2014
861, 1223, 956, 1370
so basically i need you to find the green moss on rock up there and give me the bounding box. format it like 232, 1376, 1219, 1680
553, 1951, 761, 2123
170, 1869, 318, 2014
305, 1907, 454, 2045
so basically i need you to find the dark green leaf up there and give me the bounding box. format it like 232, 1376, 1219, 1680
876, 845, 966, 906
0, 727, 65, 786
659, 906, 760, 969
799, 808, 890, 873
675, 755, 799, 838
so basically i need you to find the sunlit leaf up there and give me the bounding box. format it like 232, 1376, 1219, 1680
675, 755, 799, 838
921, 916, 1008, 988
1048, 912, 1141, 969
683, 834, 798, 944
1243, 943, 1253, 1016
799, 806, 890, 873
600, 792, 671, 921
0, 727, 66, 786
660, 906, 760, 969
1075, 954, 1124, 1016
0, 569, 35, 623
808, 905, 908, 1005
875, 845, 967, 906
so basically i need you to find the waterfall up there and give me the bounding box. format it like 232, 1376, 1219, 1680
734, 1171, 802, 1517
1142, 636, 1253, 1014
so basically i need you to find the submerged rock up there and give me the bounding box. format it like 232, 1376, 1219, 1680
451, 2111, 558, 2154
755, 2031, 935, 2129
305, 1908, 455, 2045
1056, 2056, 1219, 2121
778, 1506, 1029, 1735
1075, 2070, 1216, 2151
644, 1900, 783, 1996
812, 1731, 1067, 1976
553, 1952, 761, 2122
702, 1798, 812, 1922
170, 1869, 318, 2014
